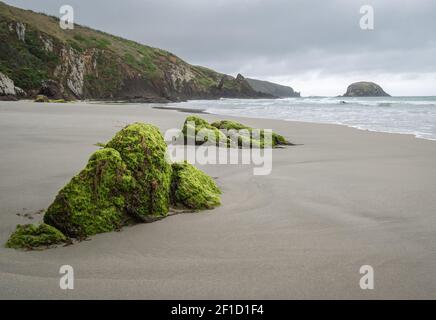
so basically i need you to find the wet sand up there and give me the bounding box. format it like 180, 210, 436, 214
1, 100, 436, 299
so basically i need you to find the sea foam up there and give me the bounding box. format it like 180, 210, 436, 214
168, 96, 436, 141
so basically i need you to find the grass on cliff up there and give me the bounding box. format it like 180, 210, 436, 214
0, 1, 222, 96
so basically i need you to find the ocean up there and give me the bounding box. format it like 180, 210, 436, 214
169, 96, 436, 141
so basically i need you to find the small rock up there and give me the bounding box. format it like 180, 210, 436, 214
34, 95, 49, 103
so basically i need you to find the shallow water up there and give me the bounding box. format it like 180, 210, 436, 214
168, 96, 436, 140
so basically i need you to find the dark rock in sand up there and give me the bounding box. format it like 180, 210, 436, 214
38, 80, 64, 100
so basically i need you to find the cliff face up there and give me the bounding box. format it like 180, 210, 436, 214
246, 78, 300, 97
0, 2, 268, 101
343, 82, 390, 97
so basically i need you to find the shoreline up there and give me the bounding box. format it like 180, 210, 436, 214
7, 99, 436, 142
1, 100, 436, 299
154, 102, 436, 143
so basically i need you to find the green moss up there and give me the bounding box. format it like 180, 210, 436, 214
44, 148, 135, 237
35, 98, 68, 103
6, 223, 67, 249
211, 120, 293, 148
95, 38, 111, 50
182, 117, 292, 148
182, 116, 229, 146
35, 95, 49, 102
106, 123, 172, 221
171, 162, 221, 210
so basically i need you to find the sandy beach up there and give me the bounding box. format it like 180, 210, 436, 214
1, 100, 436, 299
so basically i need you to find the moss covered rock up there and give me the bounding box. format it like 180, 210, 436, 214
6, 121, 224, 249
6, 223, 67, 249
182, 116, 229, 146
211, 120, 292, 148
44, 148, 135, 237
106, 123, 172, 221
171, 162, 221, 210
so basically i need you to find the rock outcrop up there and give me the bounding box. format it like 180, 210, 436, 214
343, 81, 390, 97
210, 74, 272, 99
0, 72, 25, 100
38, 80, 65, 100
246, 78, 300, 97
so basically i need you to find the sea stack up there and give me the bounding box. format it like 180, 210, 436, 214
343, 81, 390, 97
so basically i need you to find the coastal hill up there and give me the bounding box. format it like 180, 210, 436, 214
0, 1, 272, 102
246, 78, 300, 97
343, 81, 390, 97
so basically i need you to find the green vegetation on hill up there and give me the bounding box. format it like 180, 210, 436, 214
0, 1, 267, 101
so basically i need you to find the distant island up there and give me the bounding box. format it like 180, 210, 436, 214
0, 1, 299, 102
343, 81, 390, 97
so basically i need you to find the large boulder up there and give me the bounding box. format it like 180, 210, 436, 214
343, 81, 390, 97
44, 148, 136, 237
106, 123, 172, 221
171, 162, 221, 210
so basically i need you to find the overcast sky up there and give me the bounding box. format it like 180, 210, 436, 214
4, 0, 436, 96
